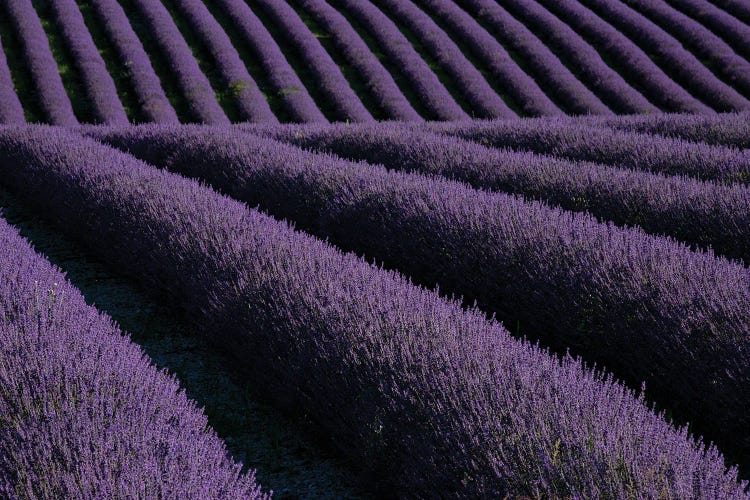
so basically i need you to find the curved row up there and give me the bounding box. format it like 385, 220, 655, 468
90, 124, 750, 477
0, 213, 264, 498
669, 0, 750, 62
49, 0, 128, 124
173, 0, 276, 123
14, 124, 745, 497
710, 0, 750, 26
0, 36, 24, 124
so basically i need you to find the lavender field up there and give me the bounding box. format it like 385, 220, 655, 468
1, 0, 750, 498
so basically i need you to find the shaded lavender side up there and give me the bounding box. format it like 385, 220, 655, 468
4, 0, 77, 125
624, 0, 750, 99
710, 0, 750, 25
8, 124, 747, 498
432, 118, 750, 183
49, 0, 128, 124
173, 0, 277, 123
329, 0, 467, 120
455, 0, 628, 115
129, 0, 228, 123
668, 0, 750, 62
255, 0, 372, 122
213, 0, 325, 123
252, 121, 750, 264
296, 0, 421, 121
92, 124, 750, 481
532, 0, 712, 113
90, 0, 178, 123
417, 0, 566, 116
374, 0, 516, 118
578, 0, 750, 111
0, 216, 266, 498
0, 37, 25, 124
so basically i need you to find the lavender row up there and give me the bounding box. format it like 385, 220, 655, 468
296, 0, 421, 121
621, 0, 750, 101
329, 0, 466, 121
456, 0, 634, 115
4, 0, 77, 125
0, 36, 25, 124
130, 0, 227, 124
0, 215, 265, 498
578, 0, 750, 111
710, 0, 750, 25
90, 124, 750, 477
173, 0, 276, 123
373, 0, 515, 118
665, 0, 750, 63
50, 0, 128, 124
253, 122, 750, 264
256, 0, 371, 122
430, 118, 750, 183
90, 0, 177, 123
416, 0, 565, 117
213, 0, 324, 123
19, 124, 747, 497
532, 0, 712, 113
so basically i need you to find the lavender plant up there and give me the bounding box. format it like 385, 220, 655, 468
0, 36, 25, 124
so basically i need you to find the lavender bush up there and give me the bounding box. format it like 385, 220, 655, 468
0, 215, 266, 498
4, 0, 78, 125
255, 0, 372, 122
0, 125, 746, 497
129, 0, 228, 123
668, 0, 750, 62
296, 0, 421, 121
704, 0, 750, 33
0, 37, 25, 124
173, 0, 276, 123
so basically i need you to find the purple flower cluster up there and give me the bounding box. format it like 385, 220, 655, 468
669, 0, 750, 62
129, 0, 228, 124
255, 0, 372, 122
0, 36, 25, 124
3, 125, 747, 497
296, 0, 421, 121
4, 0, 77, 125
456, 0, 624, 115
49, 0, 128, 124
87, 123, 750, 478
172, 0, 276, 123
90, 0, 178, 123
416, 0, 564, 117
250, 121, 750, 264
533, 0, 712, 113
330, 0, 467, 120
432, 118, 750, 183
374, 0, 515, 118
578, 0, 750, 112
0, 216, 265, 498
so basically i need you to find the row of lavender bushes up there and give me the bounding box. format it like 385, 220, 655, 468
0, 215, 265, 498
0, 125, 746, 497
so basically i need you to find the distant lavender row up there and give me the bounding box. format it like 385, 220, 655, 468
329, 0, 467, 120
374, 0, 515, 118
578, 0, 750, 111
0, 36, 24, 124
669, 0, 750, 61
90, 0, 178, 123
9, 126, 747, 497
255, 122, 750, 264
213, 0, 325, 123
430, 118, 750, 183
296, 0, 421, 121
0, 216, 265, 498
174, 0, 276, 123
416, 0, 565, 117
456, 0, 632, 115
710, 0, 750, 25
4, 0, 77, 125
92, 124, 750, 476
256, 0, 372, 122
130, 0, 228, 123
50, 0, 128, 124
532, 0, 712, 113
625, 0, 750, 100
